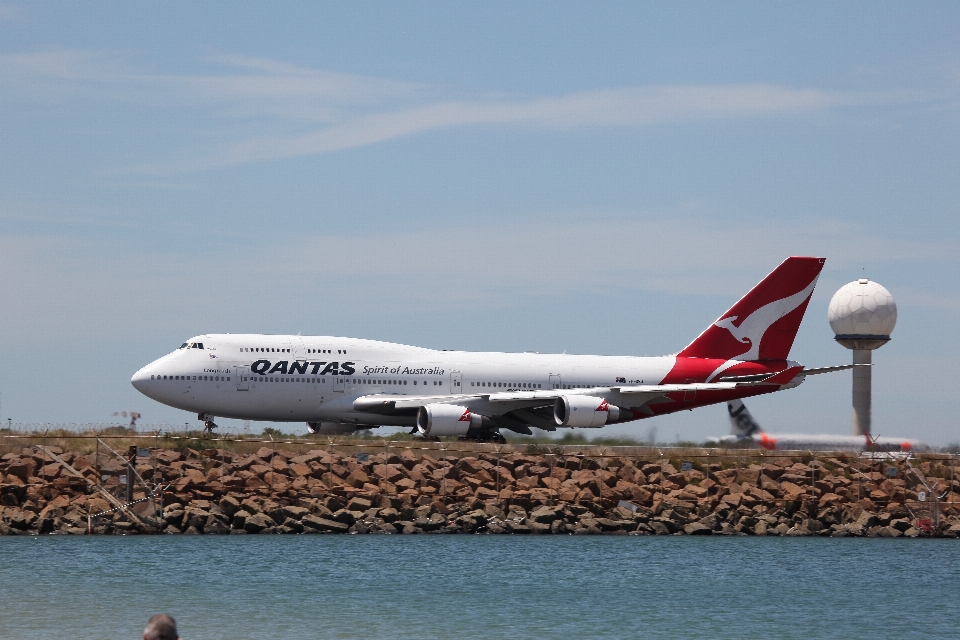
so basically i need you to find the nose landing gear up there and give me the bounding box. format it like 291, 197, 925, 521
198, 413, 218, 432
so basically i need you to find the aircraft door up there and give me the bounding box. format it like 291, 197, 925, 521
550, 374, 562, 389
333, 376, 344, 393
451, 371, 462, 394
236, 366, 249, 391
290, 336, 306, 361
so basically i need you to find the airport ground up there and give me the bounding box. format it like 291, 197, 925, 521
1, 430, 959, 538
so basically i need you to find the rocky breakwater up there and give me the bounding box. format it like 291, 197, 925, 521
1, 444, 959, 537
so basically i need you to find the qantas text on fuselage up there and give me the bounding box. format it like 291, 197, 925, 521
131, 257, 852, 440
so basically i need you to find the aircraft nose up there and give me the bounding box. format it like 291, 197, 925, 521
131, 367, 151, 393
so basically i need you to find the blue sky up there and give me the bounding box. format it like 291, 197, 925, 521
1, 3, 959, 443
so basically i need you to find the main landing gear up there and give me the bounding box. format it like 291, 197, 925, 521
198, 413, 218, 432
460, 431, 506, 444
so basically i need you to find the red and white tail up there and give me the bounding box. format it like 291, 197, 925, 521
679, 257, 824, 362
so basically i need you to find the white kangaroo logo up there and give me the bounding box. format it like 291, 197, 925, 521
713, 276, 819, 362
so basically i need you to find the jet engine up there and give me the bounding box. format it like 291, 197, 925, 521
306, 421, 357, 435
554, 395, 619, 428
416, 404, 483, 437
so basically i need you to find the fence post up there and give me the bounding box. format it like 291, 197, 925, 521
126, 445, 136, 503
659, 449, 664, 500
95, 432, 100, 488
857, 454, 861, 502
495, 445, 501, 505
759, 450, 764, 513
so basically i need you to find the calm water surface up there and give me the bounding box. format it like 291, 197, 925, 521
1, 535, 957, 639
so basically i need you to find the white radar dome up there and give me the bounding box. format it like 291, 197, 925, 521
828, 278, 897, 349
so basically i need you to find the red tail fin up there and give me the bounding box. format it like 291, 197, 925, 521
679, 257, 824, 361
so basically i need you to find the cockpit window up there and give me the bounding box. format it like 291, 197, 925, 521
180, 343, 188, 349
195, 343, 203, 349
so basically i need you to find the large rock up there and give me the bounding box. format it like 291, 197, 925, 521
594, 518, 624, 532
302, 514, 349, 533
163, 508, 185, 528
184, 508, 210, 531
231, 510, 251, 529
378, 508, 400, 522
528, 507, 560, 524
683, 522, 713, 535
282, 517, 304, 534
332, 509, 359, 526
243, 512, 275, 534
527, 521, 551, 534
6, 460, 32, 483
856, 511, 878, 529
346, 497, 373, 512
204, 515, 230, 534
219, 496, 241, 518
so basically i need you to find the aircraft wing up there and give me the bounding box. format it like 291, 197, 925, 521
351, 363, 859, 421
354, 380, 761, 416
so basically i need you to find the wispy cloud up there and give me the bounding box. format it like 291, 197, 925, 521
2, 208, 954, 344
151, 85, 877, 173
0, 49, 923, 173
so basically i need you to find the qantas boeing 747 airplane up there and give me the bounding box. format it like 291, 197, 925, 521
131, 257, 852, 441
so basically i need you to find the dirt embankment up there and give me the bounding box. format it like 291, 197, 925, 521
2, 444, 959, 537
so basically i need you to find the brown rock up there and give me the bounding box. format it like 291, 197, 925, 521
6, 460, 32, 482
288, 450, 325, 465
243, 512, 275, 533
288, 462, 313, 478
375, 464, 406, 483
38, 463, 61, 480
262, 472, 291, 491
156, 450, 183, 464
683, 522, 713, 535
517, 475, 540, 489
345, 469, 369, 488
250, 464, 272, 478
819, 493, 843, 506
300, 515, 350, 533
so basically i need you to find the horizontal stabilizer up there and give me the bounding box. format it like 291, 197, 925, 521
795, 364, 866, 376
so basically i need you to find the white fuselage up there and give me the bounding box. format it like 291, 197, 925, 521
131, 333, 683, 426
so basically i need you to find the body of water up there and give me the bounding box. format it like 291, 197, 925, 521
1, 535, 957, 639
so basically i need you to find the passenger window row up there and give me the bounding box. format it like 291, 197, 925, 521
353, 379, 446, 386
472, 382, 542, 389
236, 347, 346, 355
152, 375, 228, 381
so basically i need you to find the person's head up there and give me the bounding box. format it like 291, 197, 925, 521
143, 614, 180, 640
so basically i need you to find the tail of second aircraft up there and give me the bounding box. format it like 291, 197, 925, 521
727, 399, 762, 439
678, 256, 825, 362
